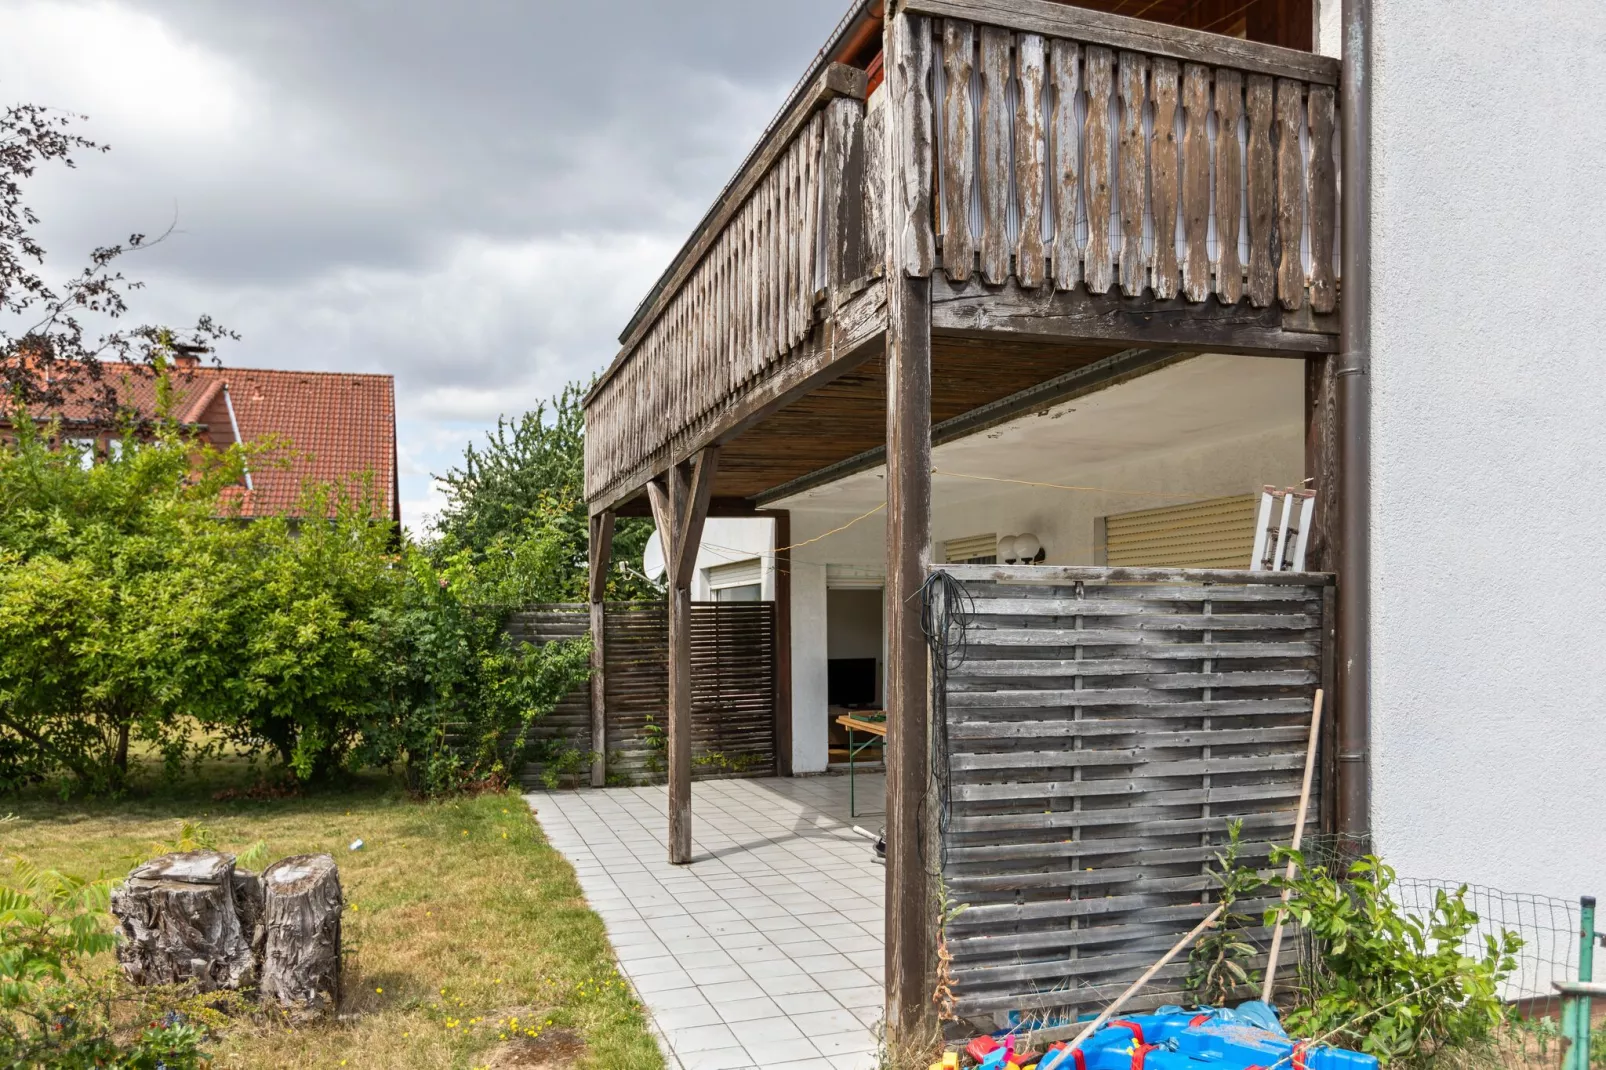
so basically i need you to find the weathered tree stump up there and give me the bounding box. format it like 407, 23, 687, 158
260, 854, 342, 1017
232, 868, 266, 961
110, 851, 256, 991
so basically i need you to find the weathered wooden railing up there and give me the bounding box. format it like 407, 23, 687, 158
929, 564, 1334, 1023
584, 64, 873, 508
904, 0, 1339, 311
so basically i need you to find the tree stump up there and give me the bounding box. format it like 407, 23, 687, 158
260, 854, 342, 1017
232, 868, 266, 961
110, 851, 256, 991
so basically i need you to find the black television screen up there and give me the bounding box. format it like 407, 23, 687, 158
828, 657, 878, 707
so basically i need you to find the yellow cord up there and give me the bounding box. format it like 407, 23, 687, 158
932, 469, 1184, 497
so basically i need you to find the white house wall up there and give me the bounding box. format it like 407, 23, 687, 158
1368, 0, 1606, 899
688, 517, 775, 601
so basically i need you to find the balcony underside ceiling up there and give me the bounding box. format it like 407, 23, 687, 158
613, 334, 1155, 514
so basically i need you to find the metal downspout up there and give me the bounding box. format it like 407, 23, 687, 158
1337, 0, 1372, 847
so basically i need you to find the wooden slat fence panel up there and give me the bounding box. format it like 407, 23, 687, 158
509, 604, 592, 785
928, 566, 1330, 1022
914, 17, 1338, 317
519, 602, 777, 787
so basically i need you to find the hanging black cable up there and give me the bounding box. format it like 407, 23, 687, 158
919, 568, 975, 875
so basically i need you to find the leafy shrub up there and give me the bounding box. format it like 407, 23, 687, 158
1186, 819, 1264, 1006
0, 855, 210, 1067
1269, 852, 1521, 1063
0, 398, 256, 794
0, 390, 592, 796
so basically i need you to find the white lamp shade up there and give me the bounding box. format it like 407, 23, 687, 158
642, 530, 665, 583
1015, 533, 1042, 561
995, 535, 1018, 562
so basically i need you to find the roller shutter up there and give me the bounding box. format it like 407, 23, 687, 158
943, 533, 998, 564
1101, 494, 1258, 569
707, 558, 762, 590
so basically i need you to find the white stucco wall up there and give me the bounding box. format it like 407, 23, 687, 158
1368, 0, 1606, 900
688, 517, 775, 601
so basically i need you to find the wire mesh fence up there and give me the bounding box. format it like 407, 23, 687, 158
1287, 835, 1596, 1068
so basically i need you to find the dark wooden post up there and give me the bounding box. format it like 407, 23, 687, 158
647, 449, 720, 865
883, 5, 937, 1050
1304, 356, 1341, 832
588, 510, 614, 788
763, 510, 794, 776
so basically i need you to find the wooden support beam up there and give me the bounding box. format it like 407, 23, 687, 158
665, 463, 692, 865
651, 448, 720, 866
1305, 355, 1341, 833
674, 448, 720, 591
883, 6, 938, 1050
588, 510, 615, 788
762, 510, 794, 777
930, 276, 1337, 355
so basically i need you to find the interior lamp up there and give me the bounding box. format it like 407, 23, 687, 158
995, 533, 1044, 564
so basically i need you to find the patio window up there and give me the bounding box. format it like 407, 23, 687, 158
706, 558, 762, 602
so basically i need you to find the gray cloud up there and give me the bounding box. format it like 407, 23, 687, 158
2, 0, 851, 528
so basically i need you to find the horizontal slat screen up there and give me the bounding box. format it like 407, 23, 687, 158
929, 567, 1329, 1023
1103, 494, 1258, 569
518, 602, 777, 787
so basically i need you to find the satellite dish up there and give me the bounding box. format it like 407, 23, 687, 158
642, 530, 665, 585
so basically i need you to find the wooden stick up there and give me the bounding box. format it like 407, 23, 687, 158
1065, 904, 1225, 1053
1260, 687, 1325, 1003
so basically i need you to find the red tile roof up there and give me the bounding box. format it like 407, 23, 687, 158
10, 361, 398, 522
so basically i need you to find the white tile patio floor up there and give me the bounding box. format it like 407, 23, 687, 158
528, 775, 887, 1070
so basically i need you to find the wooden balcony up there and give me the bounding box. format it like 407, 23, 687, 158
583, 1, 1340, 516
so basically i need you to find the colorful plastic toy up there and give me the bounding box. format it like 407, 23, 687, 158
1015, 1007, 1377, 1070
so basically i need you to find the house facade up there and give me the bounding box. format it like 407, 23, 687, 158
585, 0, 1606, 1036
6, 356, 400, 525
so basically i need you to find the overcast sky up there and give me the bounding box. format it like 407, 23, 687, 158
0, 0, 849, 532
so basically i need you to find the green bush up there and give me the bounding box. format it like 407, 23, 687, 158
0, 377, 592, 796
0, 856, 210, 1068
1269, 852, 1521, 1064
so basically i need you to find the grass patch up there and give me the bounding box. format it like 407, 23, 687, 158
6, 772, 662, 1070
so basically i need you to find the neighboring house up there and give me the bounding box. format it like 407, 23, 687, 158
5, 354, 399, 525
584, 0, 1603, 1036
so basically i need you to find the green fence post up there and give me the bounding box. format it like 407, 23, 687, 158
1583, 896, 1597, 984
1565, 897, 1597, 1070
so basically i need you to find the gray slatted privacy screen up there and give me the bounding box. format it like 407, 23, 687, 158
514, 602, 778, 786
930, 566, 1331, 1024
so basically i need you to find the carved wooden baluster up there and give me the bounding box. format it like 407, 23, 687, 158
1049, 38, 1081, 291
1149, 58, 1181, 300
1213, 68, 1244, 305
1015, 33, 1048, 289
1307, 83, 1338, 314
1245, 73, 1275, 307
1275, 78, 1306, 311
1181, 64, 1212, 302
1117, 51, 1148, 297
941, 19, 976, 283
978, 26, 1011, 284
1083, 46, 1114, 295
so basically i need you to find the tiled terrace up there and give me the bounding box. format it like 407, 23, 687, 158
529, 775, 887, 1070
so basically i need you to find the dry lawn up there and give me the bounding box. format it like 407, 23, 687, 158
6, 771, 663, 1070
